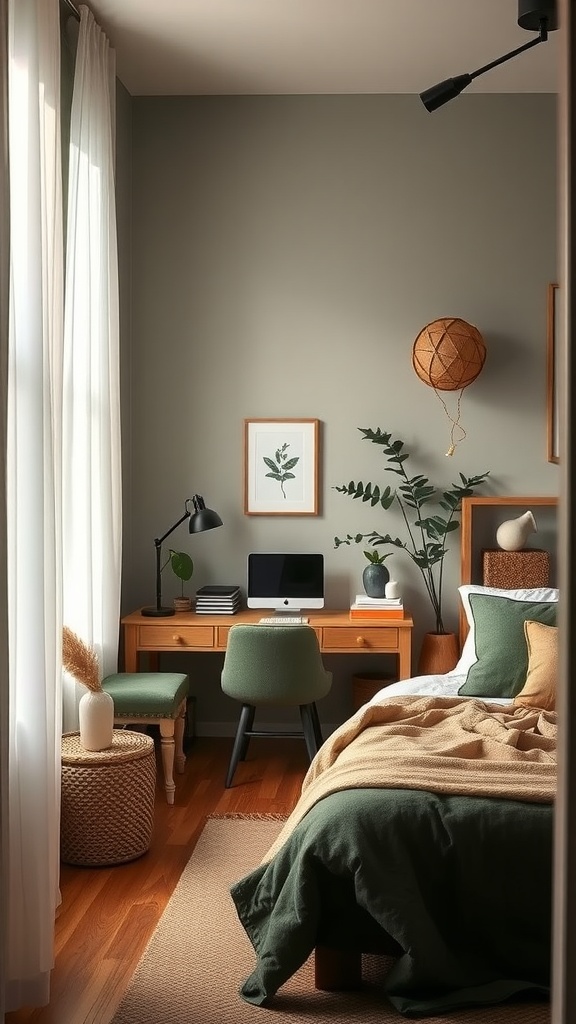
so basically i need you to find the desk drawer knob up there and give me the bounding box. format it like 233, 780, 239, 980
173, 634, 182, 643
356, 635, 366, 646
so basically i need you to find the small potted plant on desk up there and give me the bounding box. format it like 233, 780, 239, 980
167, 549, 194, 612
334, 427, 490, 675
362, 548, 392, 598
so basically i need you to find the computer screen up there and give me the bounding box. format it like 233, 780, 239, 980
247, 553, 324, 611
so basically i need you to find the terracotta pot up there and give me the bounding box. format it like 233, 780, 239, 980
417, 632, 460, 676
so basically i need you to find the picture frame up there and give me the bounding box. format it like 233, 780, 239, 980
546, 282, 559, 464
243, 418, 320, 515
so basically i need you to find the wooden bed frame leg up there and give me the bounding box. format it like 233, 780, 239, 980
314, 946, 362, 990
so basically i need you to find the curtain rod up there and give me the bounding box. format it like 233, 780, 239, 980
61, 0, 80, 22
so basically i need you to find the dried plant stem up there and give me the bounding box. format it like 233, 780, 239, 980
62, 627, 101, 692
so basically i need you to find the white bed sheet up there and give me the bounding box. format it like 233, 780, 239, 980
367, 672, 513, 707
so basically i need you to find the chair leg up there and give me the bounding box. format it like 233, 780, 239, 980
239, 705, 255, 761
159, 719, 176, 804
300, 704, 319, 762
174, 699, 187, 774
310, 702, 324, 749
226, 704, 254, 788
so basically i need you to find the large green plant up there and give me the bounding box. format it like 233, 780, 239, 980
334, 428, 490, 634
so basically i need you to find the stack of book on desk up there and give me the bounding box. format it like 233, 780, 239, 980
195, 585, 241, 614
349, 594, 404, 620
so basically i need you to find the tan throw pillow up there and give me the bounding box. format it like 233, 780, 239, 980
514, 619, 558, 711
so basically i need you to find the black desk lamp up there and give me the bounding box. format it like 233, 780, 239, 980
141, 495, 223, 617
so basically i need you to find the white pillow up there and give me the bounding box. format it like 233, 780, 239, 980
454, 584, 560, 675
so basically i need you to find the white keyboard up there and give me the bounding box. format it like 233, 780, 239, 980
258, 616, 309, 625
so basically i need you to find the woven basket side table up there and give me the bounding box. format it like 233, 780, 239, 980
61, 730, 156, 867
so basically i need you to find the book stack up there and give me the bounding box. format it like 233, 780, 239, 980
195, 585, 242, 615
349, 594, 404, 620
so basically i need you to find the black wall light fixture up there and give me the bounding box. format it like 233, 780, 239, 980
141, 495, 223, 617
420, 0, 557, 112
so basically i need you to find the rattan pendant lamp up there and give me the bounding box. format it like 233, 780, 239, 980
420, 0, 557, 112
412, 317, 486, 455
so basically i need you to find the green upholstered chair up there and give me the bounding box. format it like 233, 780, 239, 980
101, 672, 189, 805
221, 624, 332, 788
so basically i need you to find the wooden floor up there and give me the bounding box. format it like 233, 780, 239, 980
5, 735, 309, 1024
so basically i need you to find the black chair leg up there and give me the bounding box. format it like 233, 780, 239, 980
226, 704, 254, 788
310, 701, 324, 749
300, 704, 320, 762
239, 705, 255, 761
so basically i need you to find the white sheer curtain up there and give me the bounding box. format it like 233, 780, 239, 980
5, 0, 121, 1009
62, 4, 121, 729
6, 0, 63, 1009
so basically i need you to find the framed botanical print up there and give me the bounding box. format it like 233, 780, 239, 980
547, 282, 559, 464
243, 418, 320, 515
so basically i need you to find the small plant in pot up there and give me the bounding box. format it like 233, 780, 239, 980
166, 549, 194, 611
362, 548, 391, 597
334, 427, 490, 673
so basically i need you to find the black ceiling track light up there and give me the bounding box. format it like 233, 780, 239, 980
420, 0, 558, 112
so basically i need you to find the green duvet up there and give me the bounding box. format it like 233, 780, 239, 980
230, 787, 552, 1017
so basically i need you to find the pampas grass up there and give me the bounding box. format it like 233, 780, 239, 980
62, 627, 102, 692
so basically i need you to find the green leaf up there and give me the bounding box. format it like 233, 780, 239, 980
283, 457, 299, 471
263, 457, 278, 472
169, 550, 194, 583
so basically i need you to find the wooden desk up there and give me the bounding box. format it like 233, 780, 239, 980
121, 608, 413, 682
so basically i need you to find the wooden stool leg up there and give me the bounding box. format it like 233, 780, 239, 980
159, 719, 176, 804
174, 700, 186, 774
314, 946, 362, 990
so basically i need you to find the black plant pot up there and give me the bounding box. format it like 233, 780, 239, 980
362, 563, 390, 598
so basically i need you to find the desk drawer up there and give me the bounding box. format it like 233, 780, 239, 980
323, 627, 399, 651
217, 624, 323, 649
137, 625, 214, 650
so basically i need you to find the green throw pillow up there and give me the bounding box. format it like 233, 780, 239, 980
458, 594, 558, 699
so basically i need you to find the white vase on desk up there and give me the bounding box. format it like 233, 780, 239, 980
496, 510, 537, 552
79, 689, 114, 751
385, 579, 401, 600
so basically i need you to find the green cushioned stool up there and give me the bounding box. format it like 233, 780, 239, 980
101, 673, 189, 805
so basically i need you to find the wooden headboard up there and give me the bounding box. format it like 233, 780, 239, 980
459, 495, 559, 648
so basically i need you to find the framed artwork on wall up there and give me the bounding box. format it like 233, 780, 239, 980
243, 418, 320, 515
546, 282, 559, 464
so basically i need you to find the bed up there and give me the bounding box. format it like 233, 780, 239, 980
229, 579, 558, 1017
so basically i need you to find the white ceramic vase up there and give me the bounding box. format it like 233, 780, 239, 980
79, 689, 114, 751
385, 579, 401, 600
496, 510, 537, 552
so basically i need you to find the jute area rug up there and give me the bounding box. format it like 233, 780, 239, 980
110, 815, 550, 1024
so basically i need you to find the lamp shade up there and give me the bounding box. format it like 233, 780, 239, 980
188, 494, 223, 533
420, 75, 472, 113
412, 317, 486, 392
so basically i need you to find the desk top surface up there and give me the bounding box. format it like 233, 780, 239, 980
122, 607, 414, 628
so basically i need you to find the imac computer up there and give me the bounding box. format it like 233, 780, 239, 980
247, 553, 324, 620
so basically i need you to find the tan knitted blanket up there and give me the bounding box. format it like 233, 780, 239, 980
264, 695, 557, 863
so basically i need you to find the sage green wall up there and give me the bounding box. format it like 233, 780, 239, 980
120, 93, 558, 733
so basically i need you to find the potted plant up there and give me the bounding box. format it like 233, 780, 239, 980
334, 427, 490, 672
166, 549, 194, 611
361, 548, 391, 597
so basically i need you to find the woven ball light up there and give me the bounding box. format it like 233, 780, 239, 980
412, 317, 486, 392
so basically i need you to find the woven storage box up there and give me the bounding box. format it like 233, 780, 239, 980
352, 673, 395, 712
482, 549, 550, 590
61, 730, 156, 867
